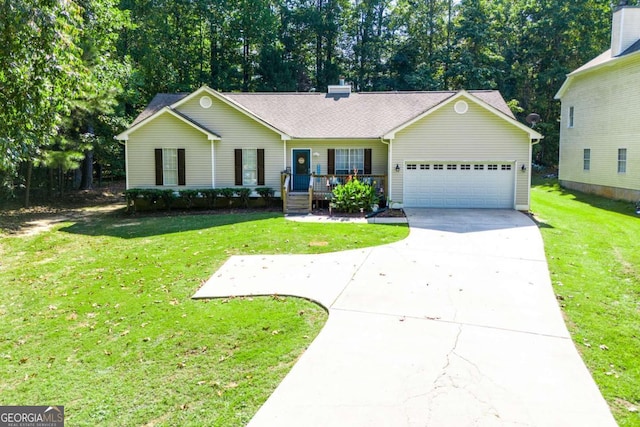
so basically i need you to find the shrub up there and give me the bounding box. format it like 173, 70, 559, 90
256, 187, 275, 207
330, 177, 378, 213
179, 189, 200, 209
160, 189, 177, 210
234, 188, 252, 208
199, 188, 219, 208
219, 188, 236, 207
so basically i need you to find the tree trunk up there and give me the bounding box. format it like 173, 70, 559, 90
79, 149, 93, 190
24, 161, 32, 208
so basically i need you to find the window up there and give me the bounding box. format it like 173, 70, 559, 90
234, 149, 265, 186
474, 164, 484, 170
461, 164, 471, 170
335, 148, 364, 174
433, 164, 444, 170
327, 149, 372, 175
447, 164, 457, 170
155, 148, 185, 186
568, 106, 574, 128
243, 149, 257, 185
501, 164, 512, 171
163, 148, 178, 185
406, 164, 417, 170
618, 148, 627, 173
583, 149, 591, 171
488, 164, 498, 170
420, 164, 430, 170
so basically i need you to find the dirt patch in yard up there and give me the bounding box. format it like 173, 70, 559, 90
0, 184, 126, 236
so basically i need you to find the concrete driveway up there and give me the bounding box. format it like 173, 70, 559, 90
193, 208, 616, 426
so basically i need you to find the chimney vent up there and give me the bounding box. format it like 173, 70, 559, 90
611, 5, 640, 56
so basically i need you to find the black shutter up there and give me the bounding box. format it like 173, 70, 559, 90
364, 149, 372, 174
155, 149, 163, 185
234, 149, 243, 185
257, 149, 265, 185
178, 149, 186, 186
327, 149, 335, 174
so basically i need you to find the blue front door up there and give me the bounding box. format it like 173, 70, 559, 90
292, 149, 311, 191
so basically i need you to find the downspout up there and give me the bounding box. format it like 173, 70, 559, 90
211, 140, 215, 188
380, 137, 392, 207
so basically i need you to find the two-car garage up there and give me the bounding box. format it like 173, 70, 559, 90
402, 161, 516, 208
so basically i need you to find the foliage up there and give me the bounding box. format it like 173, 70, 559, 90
234, 188, 252, 208
124, 188, 277, 211
200, 188, 220, 209
256, 187, 275, 207
219, 188, 236, 207
330, 176, 378, 213
531, 179, 640, 426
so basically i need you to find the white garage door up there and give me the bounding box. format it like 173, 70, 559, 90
403, 162, 515, 208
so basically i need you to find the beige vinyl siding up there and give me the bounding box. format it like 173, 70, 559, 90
176, 95, 283, 189
391, 99, 532, 208
126, 113, 212, 189
287, 139, 388, 176
558, 55, 640, 193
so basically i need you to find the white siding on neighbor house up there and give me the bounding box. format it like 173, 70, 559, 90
175, 94, 284, 190
286, 139, 388, 176
391, 98, 532, 209
126, 113, 213, 189
558, 55, 640, 193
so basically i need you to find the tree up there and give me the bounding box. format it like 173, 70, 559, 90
0, 0, 85, 205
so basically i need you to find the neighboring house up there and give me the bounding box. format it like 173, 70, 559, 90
555, 4, 640, 202
116, 84, 542, 211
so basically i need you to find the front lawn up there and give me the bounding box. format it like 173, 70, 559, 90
0, 211, 408, 426
531, 180, 640, 426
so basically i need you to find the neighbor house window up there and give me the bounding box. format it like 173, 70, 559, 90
234, 149, 265, 186
618, 148, 627, 173
155, 148, 185, 186
568, 106, 574, 128
583, 149, 591, 171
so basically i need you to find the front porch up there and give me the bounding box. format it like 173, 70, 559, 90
281, 173, 387, 214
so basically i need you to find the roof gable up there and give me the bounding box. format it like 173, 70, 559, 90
555, 47, 640, 99
383, 90, 542, 140
115, 107, 220, 141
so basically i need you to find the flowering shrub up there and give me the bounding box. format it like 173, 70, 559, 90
330, 176, 378, 213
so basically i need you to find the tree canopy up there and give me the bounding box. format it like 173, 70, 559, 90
0, 0, 624, 203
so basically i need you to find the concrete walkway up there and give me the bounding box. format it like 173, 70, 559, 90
193, 208, 616, 426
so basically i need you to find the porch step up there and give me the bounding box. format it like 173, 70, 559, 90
286, 193, 311, 214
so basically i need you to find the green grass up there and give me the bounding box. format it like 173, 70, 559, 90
0, 211, 408, 426
531, 179, 640, 426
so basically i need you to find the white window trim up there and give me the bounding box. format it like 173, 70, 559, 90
618, 148, 627, 174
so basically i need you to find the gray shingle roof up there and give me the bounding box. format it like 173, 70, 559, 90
132, 89, 514, 139
132, 93, 188, 126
